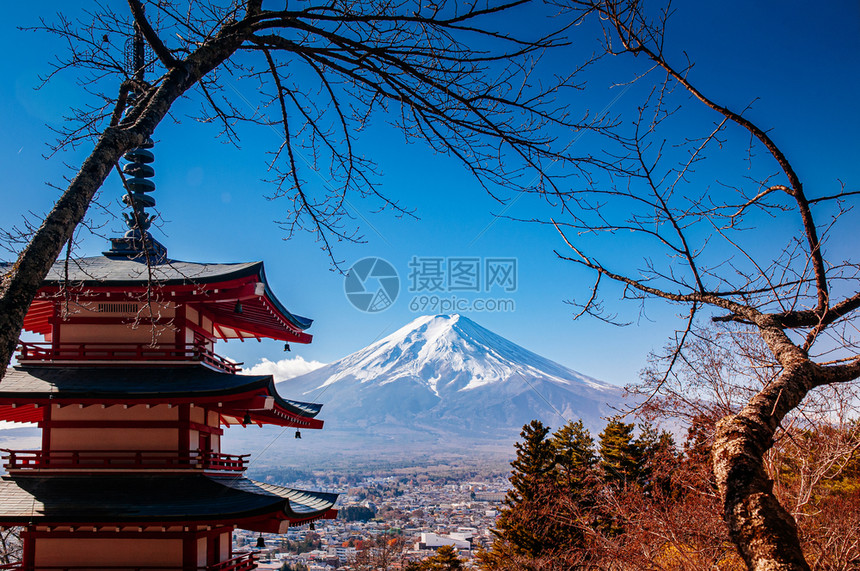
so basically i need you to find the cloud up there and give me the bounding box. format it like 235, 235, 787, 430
246, 356, 326, 381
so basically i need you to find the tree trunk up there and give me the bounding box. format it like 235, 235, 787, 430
0, 20, 249, 380
712, 363, 818, 570
0, 127, 137, 380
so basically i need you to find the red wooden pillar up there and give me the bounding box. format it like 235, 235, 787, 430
49, 302, 60, 356
21, 526, 35, 571
174, 304, 187, 348
40, 404, 51, 456
179, 404, 191, 457
206, 531, 217, 566
182, 534, 197, 570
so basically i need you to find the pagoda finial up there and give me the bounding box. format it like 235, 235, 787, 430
120, 141, 157, 235
106, 19, 167, 262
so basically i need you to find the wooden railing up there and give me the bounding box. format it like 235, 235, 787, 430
16, 342, 242, 374
208, 553, 257, 571
0, 552, 257, 571
1, 449, 249, 473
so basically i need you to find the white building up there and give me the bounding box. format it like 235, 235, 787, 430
418, 532, 472, 550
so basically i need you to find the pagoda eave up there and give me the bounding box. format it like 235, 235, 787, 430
0, 402, 325, 429
0, 474, 338, 529
238, 508, 339, 534
14, 257, 315, 344
206, 313, 312, 344
222, 409, 324, 430
0, 367, 325, 429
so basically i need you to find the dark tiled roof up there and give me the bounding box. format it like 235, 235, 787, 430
224, 479, 338, 514
0, 257, 313, 332
46, 257, 261, 287
0, 367, 322, 418
0, 474, 337, 523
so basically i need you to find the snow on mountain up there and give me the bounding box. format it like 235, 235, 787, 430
276, 314, 627, 442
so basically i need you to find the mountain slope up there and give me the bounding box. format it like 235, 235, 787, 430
276, 315, 626, 443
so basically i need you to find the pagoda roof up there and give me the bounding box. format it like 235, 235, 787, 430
4, 256, 313, 342
0, 474, 337, 529
0, 366, 323, 428
39, 256, 266, 288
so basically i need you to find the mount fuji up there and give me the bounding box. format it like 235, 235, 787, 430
273, 314, 627, 447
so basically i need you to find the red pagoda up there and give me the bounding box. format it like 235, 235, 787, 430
0, 103, 337, 569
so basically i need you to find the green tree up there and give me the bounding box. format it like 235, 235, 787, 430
481, 420, 557, 568
547, 420, 602, 553
552, 420, 597, 488
635, 423, 677, 496
508, 420, 555, 506
599, 418, 678, 493
420, 545, 464, 570
598, 418, 643, 488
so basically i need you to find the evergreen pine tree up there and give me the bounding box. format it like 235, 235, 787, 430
635, 423, 677, 495
684, 414, 716, 469
552, 419, 597, 490
598, 418, 642, 488
547, 420, 601, 551
481, 420, 556, 568
507, 419, 555, 504
420, 545, 465, 570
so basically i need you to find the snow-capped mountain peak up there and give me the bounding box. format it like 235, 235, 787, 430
318, 314, 611, 395
276, 315, 625, 440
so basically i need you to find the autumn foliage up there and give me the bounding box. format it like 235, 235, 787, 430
479, 414, 860, 570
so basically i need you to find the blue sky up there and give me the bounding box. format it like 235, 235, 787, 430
2, 1, 859, 387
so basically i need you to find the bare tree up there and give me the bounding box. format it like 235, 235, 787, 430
0, 527, 22, 565
349, 535, 410, 570
640, 325, 860, 569
537, 2, 860, 569
0, 0, 587, 378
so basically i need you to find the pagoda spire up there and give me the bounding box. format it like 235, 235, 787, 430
105, 18, 167, 262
